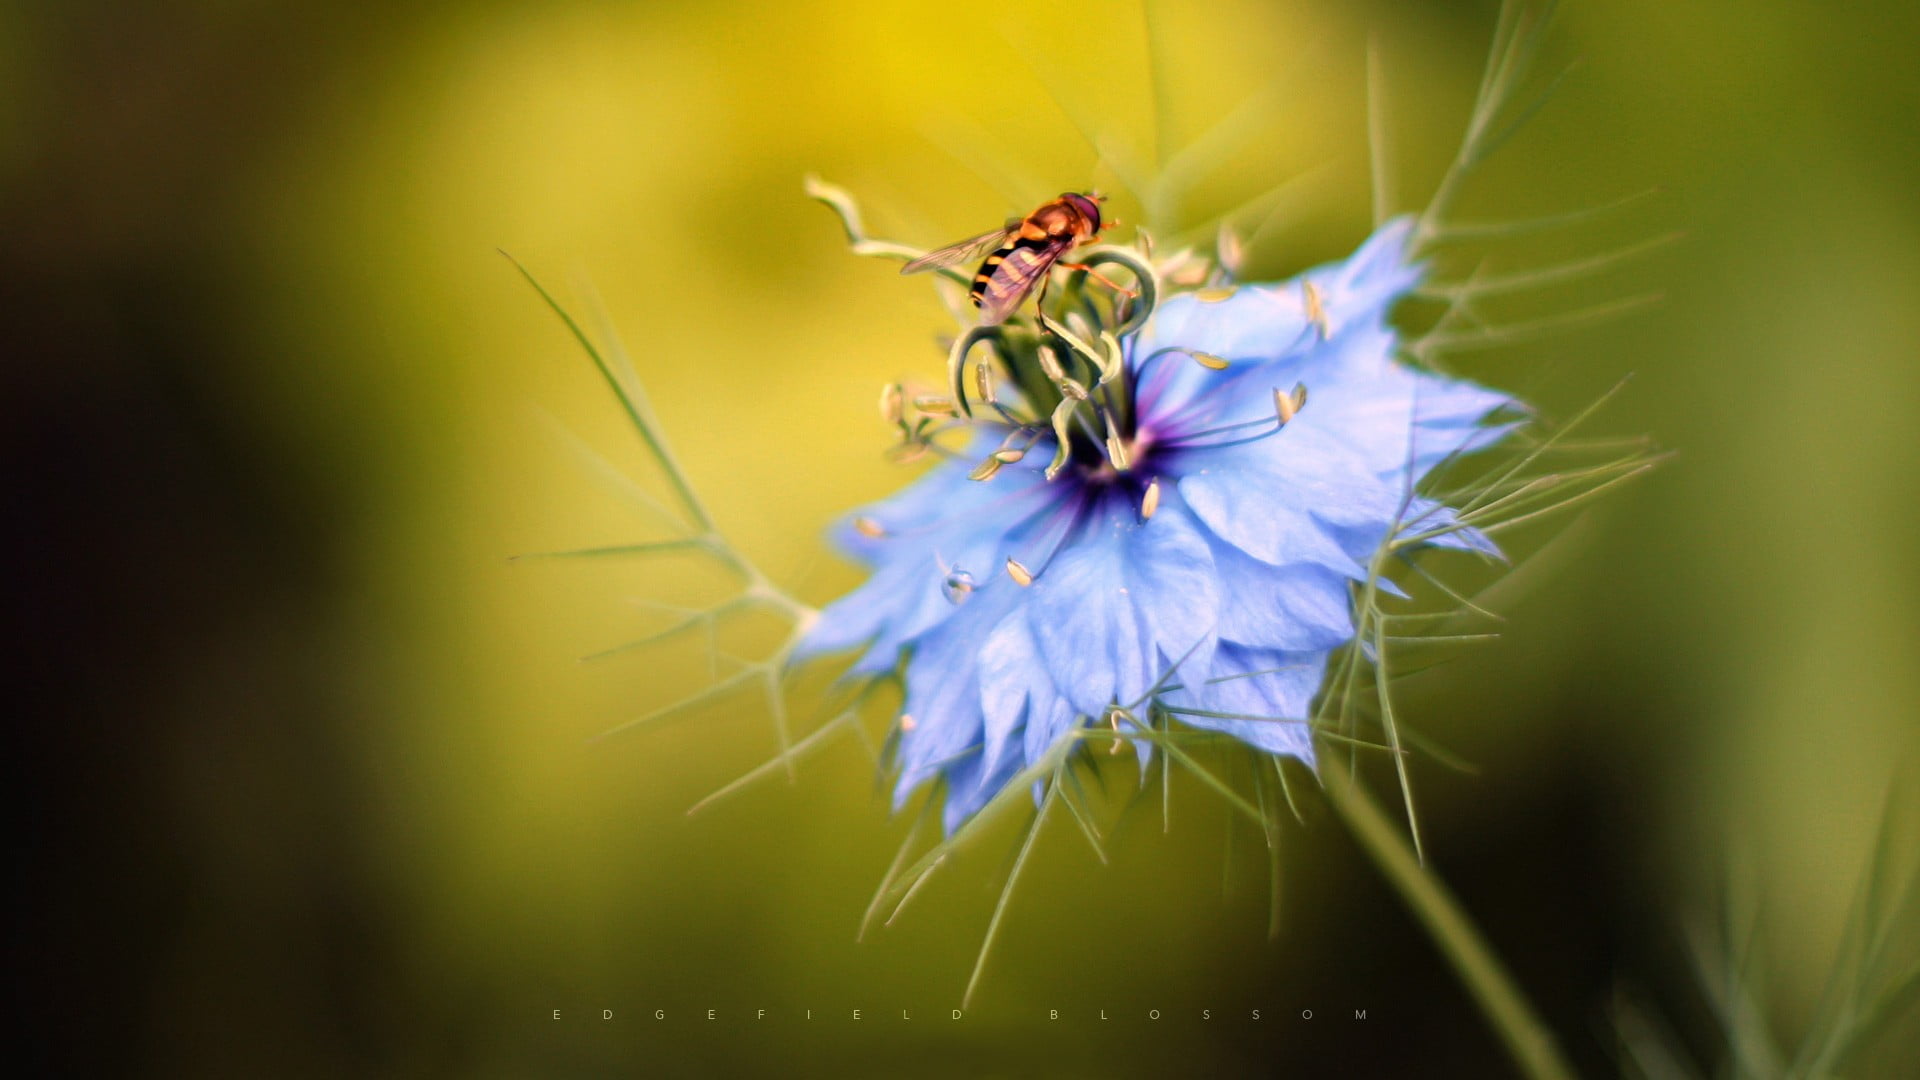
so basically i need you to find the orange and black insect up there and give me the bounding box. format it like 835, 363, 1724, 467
901, 192, 1123, 324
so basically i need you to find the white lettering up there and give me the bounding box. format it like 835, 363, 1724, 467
757, 1009, 766, 1020
602, 1010, 612, 1020
1149, 1009, 1161, 1020
706, 1009, 716, 1021
902, 1010, 910, 1020
1202, 1009, 1211, 1020
552, 1010, 560, 1020
1354, 1009, 1367, 1020
1302, 1009, 1313, 1020
1050, 1009, 1059, 1020
853, 1009, 862, 1020
654, 1010, 664, 1020
951, 1010, 962, 1020
1251, 1009, 1261, 1020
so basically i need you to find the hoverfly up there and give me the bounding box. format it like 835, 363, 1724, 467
901, 192, 1126, 324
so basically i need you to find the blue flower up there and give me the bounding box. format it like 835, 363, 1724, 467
798, 217, 1515, 833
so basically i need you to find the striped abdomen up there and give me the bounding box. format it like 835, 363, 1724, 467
969, 230, 1070, 325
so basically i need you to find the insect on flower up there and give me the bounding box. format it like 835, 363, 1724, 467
798, 208, 1523, 834
514, 3, 1667, 1055
901, 192, 1132, 324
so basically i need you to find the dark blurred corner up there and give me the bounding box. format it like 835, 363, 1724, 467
4, 5, 409, 1074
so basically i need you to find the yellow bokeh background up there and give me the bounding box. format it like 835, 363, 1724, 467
10, 0, 1918, 1073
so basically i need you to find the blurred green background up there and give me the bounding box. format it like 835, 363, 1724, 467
9, 0, 1918, 1075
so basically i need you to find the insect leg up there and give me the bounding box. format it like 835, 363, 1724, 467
1059, 262, 1139, 298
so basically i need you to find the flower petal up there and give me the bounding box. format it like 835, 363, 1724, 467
977, 607, 1061, 785
1176, 425, 1406, 576
888, 585, 1021, 809
1171, 643, 1326, 760
1026, 491, 1219, 718
798, 461, 1065, 672
1207, 538, 1356, 650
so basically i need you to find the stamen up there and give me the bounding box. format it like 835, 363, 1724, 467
1276, 381, 1308, 423
1195, 287, 1237, 303
913, 394, 957, 416
987, 400, 1030, 428
854, 516, 887, 538
995, 427, 1041, 460
1033, 342, 1091, 401
1099, 406, 1132, 471
1159, 426, 1282, 453
899, 714, 917, 732
1133, 347, 1232, 395
1217, 223, 1245, 279
1036, 344, 1067, 384
1303, 281, 1330, 338
1156, 407, 1293, 452
1005, 557, 1035, 587
1165, 255, 1211, 288
968, 456, 1003, 481
879, 383, 904, 425
1141, 479, 1161, 520
1163, 383, 1305, 451
974, 361, 996, 404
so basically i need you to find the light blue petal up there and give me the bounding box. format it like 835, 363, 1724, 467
1023, 695, 1077, 780
936, 752, 986, 833
1236, 327, 1507, 475
1177, 425, 1403, 577
1026, 491, 1219, 718
1172, 643, 1327, 760
1321, 216, 1421, 318
888, 585, 1022, 808
1207, 538, 1356, 650
940, 740, 1026, 834
1132, 218, 1423, 431
799, 465, 1067, 672
977, 607, 1057, 784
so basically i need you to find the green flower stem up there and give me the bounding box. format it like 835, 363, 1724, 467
1319, 755, 1576, 1080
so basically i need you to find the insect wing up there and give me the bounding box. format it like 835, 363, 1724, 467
900, 224, 1017, 275
974, 236, 1069, 324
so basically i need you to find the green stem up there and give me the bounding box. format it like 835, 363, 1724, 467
1320, 756, 1577, 1080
